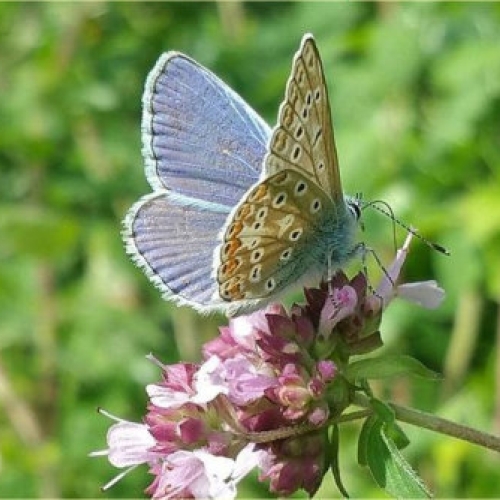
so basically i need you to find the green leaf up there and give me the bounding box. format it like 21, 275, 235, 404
329, 424, 350, 498
385, 421, 411, 451
365, 419, 432, 498
370, 398, 395, 425
345, 355, 441, 382
357, 415, 378, 467
369, 400, 409, 450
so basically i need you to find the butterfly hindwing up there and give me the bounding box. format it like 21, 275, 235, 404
217, 169, 332, 303
264, 34, 342, 203
125, 192, 229, 312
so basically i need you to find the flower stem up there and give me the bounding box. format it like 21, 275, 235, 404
391, 402, 500, 453
240, 410, 373, 443
240, 396, 500, 453
354, 393, 500, 453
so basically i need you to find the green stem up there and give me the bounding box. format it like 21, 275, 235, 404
354, 393, 500, 453
240, 395, 500, 453
239, 409, 373, 443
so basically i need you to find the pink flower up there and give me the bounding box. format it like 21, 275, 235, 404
89, 410, 159, 490
374, 233, 444, 309
258, 431, 326, 496
146, 361, 199, 409
146, 445, 263, 499
92, 235, 445, 498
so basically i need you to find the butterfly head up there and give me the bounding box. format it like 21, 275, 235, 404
346, 194, 363, 223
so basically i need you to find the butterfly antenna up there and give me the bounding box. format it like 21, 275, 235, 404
361, 199, 450, 256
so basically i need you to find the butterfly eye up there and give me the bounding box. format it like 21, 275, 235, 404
306, 91, 312, 106
348, 201, 361, 220
314, 88, 321, 101
295, 125, 304, 140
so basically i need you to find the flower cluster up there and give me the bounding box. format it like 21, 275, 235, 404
91, 235, 444, 498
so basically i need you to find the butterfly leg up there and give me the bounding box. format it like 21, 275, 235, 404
356, 242, 394, 309
327, 250, 334, 295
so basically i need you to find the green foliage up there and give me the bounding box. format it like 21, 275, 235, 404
1, 2, 500, 498
359, 415, 431, 499
345, 354, 441, 381
329, 424, 350, 498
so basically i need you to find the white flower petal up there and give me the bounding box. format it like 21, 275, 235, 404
146, 384, 191, 409
231, 443, 266, 483
375, 233, 413, 299
106, 421, 156, 467
192, 356, 229, 404
161, 449, 237, 499
397, 281, 445, 309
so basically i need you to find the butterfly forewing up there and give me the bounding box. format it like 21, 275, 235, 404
143, 53, 270, 207
217, 169, 332, 302
264, 35, 343, 203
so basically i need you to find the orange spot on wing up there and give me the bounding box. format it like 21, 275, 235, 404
219, 257, 241, 279
249, 184, 268, 202
235, 204, 252, 220
220, 277, 245, 301
273, 171, 289, 184
228, 283, 244, 300
273, 130, 287, 153
282, 106, 294, 129
227, 221, 243, 239
223, 238, 242, 258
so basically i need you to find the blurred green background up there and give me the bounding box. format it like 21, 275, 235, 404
1, 2, 500, 497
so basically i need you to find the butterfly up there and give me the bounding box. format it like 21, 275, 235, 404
123, 34, 362, 316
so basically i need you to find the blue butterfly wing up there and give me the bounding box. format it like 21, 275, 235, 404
125, 52, 272, 311
142, 52, 271, 207
124, 192, 229, 312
